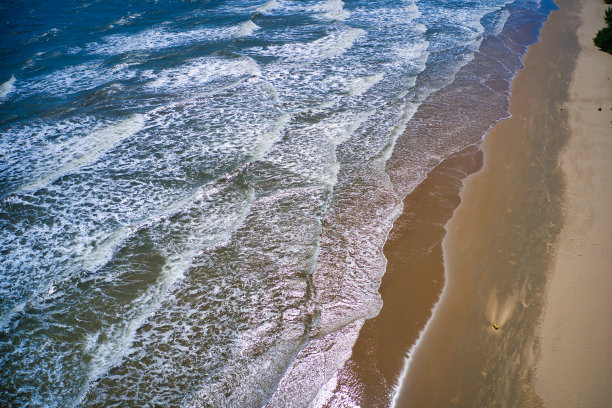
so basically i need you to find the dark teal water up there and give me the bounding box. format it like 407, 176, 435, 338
0, 0, 552, 406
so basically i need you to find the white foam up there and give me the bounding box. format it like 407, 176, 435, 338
260, 107, 375, 189
80, 183, 256, 401
248, 113, 290, 161
346, 73, 383, 96
19, 114, 145, 193
313, 0, 350, 21
309, 28, 366, 60
0, 116, 104, 186
238, 20, 260, 37
88, 21, 260, 55
309, 372, 339, 408
322, 111, 376, 186
80, 226, 128, 273
24, 61, 136, 96
375, 102, 420, 164
491, 9, 510, 36
0, 75, 16, 100
253, 27, 366, 64
27, 28, 60, 45
0, 298, 27, 332
393, 40, 430, 71
87, 27, 214, 55
143, 56, 261, 92
256, 0, 280, 13
110, 13, 142, 28
405, 1, 422, 20
143, 80, 285, 167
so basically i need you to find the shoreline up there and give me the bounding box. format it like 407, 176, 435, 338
305, 2, 560, 406
393, 0, 582, 405
535, 0, 612, 406
325, 144, 484, 406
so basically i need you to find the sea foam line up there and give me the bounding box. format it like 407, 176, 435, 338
346, 73, 384, 96
87, 20, 260, 56
18, 114, 145, 193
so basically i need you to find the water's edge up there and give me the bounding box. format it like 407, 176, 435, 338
393, 0, 580, 405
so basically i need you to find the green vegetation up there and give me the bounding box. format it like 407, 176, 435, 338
593, 7, 612, 53
606, 0, 612, 5
594, 27, 612, 53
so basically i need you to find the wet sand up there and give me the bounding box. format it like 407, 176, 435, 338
535, 0, 612, 406
393, 0, 583, 406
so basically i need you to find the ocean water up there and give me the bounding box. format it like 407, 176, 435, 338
0, 0, 552, 406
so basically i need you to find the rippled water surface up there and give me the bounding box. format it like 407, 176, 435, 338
0, 0, 551, 406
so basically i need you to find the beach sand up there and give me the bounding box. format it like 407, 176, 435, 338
535, 0, 612, 407
391, 0, 608, 406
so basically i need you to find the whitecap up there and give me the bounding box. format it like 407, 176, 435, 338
248, 113, 290, 161
237, 20, 260, 37
111, 12, 142, 28
88, 21, 260, 56
256, 0, 280, 14
313, 0, 350, 22
405, 1, 422, 20
0, 75, 16, 100
27, 27, 60, 45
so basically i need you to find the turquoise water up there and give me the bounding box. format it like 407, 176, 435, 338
1, 0, 551, 406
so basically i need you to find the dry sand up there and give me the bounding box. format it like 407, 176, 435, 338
535, 0, 612, 407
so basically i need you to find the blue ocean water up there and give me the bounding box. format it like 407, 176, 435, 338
0, 0, 551, 406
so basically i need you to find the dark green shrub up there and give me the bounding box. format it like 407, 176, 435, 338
605, 7, 612, 25
606, 0, 612, 5
593, 26, 612, 53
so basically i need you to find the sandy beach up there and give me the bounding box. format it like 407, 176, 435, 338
535, 0, 612, 406
391, 0, 610, 405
